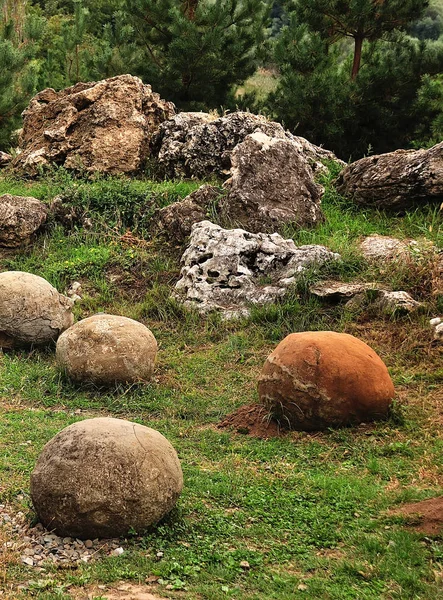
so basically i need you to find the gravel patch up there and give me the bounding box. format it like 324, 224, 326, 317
1, 503, 126, 570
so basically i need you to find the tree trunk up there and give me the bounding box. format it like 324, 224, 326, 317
184, 0, 198, 21
351, 35, 364, 80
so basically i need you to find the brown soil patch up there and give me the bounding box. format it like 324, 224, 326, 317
70, 582, 164, 600
389, 496, 443, 535
218, 403, 283, 438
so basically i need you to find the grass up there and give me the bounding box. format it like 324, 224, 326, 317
0, 167, 442, 599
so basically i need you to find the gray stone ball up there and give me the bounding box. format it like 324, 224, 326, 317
30, 417, 183, 539
0, 271, 74, 348
56, 314, 157, 385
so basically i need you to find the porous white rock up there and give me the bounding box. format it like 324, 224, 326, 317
174, 221, 340, 316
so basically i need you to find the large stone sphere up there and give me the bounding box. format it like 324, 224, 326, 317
258, 331, 395, 431
30, 417, 183, 539
56, 314, 157, 385
0, 271, 74, 348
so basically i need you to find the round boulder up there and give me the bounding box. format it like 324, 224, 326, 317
0, 194, 48, 247
30, 417, 183, 538
56, 314, 157, 385
0, 271, 74, 348
258, 331, 395, 430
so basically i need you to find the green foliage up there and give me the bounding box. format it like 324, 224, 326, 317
0, 1, 42, 150
124, 0, 270, 109
271, 0, 443, 158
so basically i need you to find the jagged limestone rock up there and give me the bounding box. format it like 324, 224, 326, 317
174, 221, 340, 317
220, 132, 324, 233
13, 75, 175, 175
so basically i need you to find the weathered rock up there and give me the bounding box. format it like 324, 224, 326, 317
30, 417, 183, 539
359, 235, 413, 261
56, 314, 157, 385
376, 290, 424, 314
153, 185, 221, 242
49, 196, 83, 228
13, 75, 175, 175
258, 331, 395, 431
154, 111, 343, 180
154, 111, 285, 179
0, 194, 48, 247
220, 132, 324, 233
430, 317, 443, 342
309, 281, 384, 300
0, 152, 12, 168
175, 221, 340, 316
336, 142, 443, 210
0, 272, 74, 348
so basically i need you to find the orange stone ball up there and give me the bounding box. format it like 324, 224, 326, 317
258, 331, 395, 431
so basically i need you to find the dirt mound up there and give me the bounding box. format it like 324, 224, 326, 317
389, 496, 443, 535
218, 403, 282, 438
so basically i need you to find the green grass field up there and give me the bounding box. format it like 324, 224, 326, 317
0, 166, 442, 599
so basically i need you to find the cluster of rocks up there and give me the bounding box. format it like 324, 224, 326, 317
0, 271, 159, 385
1, 505, 125, 568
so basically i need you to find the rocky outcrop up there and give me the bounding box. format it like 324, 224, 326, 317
56, 314, 158, 386
154, 111, 343, 180
0, 271, 74, 348
153, 184, 222, 242
0, 194, 48, 247
31, 417, 183, 539
220, 132, 324, 233
174, 221, 340, 317
376, 290, 424, 314
310, 280, 423, 313
258, 331, 395, 431
309, 281, 384, 300
13, 75, 175, 175
337, 142, 443, 210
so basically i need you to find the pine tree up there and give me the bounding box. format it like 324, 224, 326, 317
0, 0, 41, 150
295, 0, 429, 79
271, 0, 443, 158
124, 0, 270, 109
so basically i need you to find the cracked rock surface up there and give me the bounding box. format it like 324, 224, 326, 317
337, 142, 443, 210
175, 221, 340, 317
56, 314, 158, 386
0, 194, 48, 247
0, 271, 74, 348
13, 75, 175, 175
258, 331, 395, 431
220, 132, 324, 233
154, 111, 343, 180
30, 417, 183, 539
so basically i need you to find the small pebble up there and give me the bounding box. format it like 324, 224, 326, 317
85, 539, 93, 549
